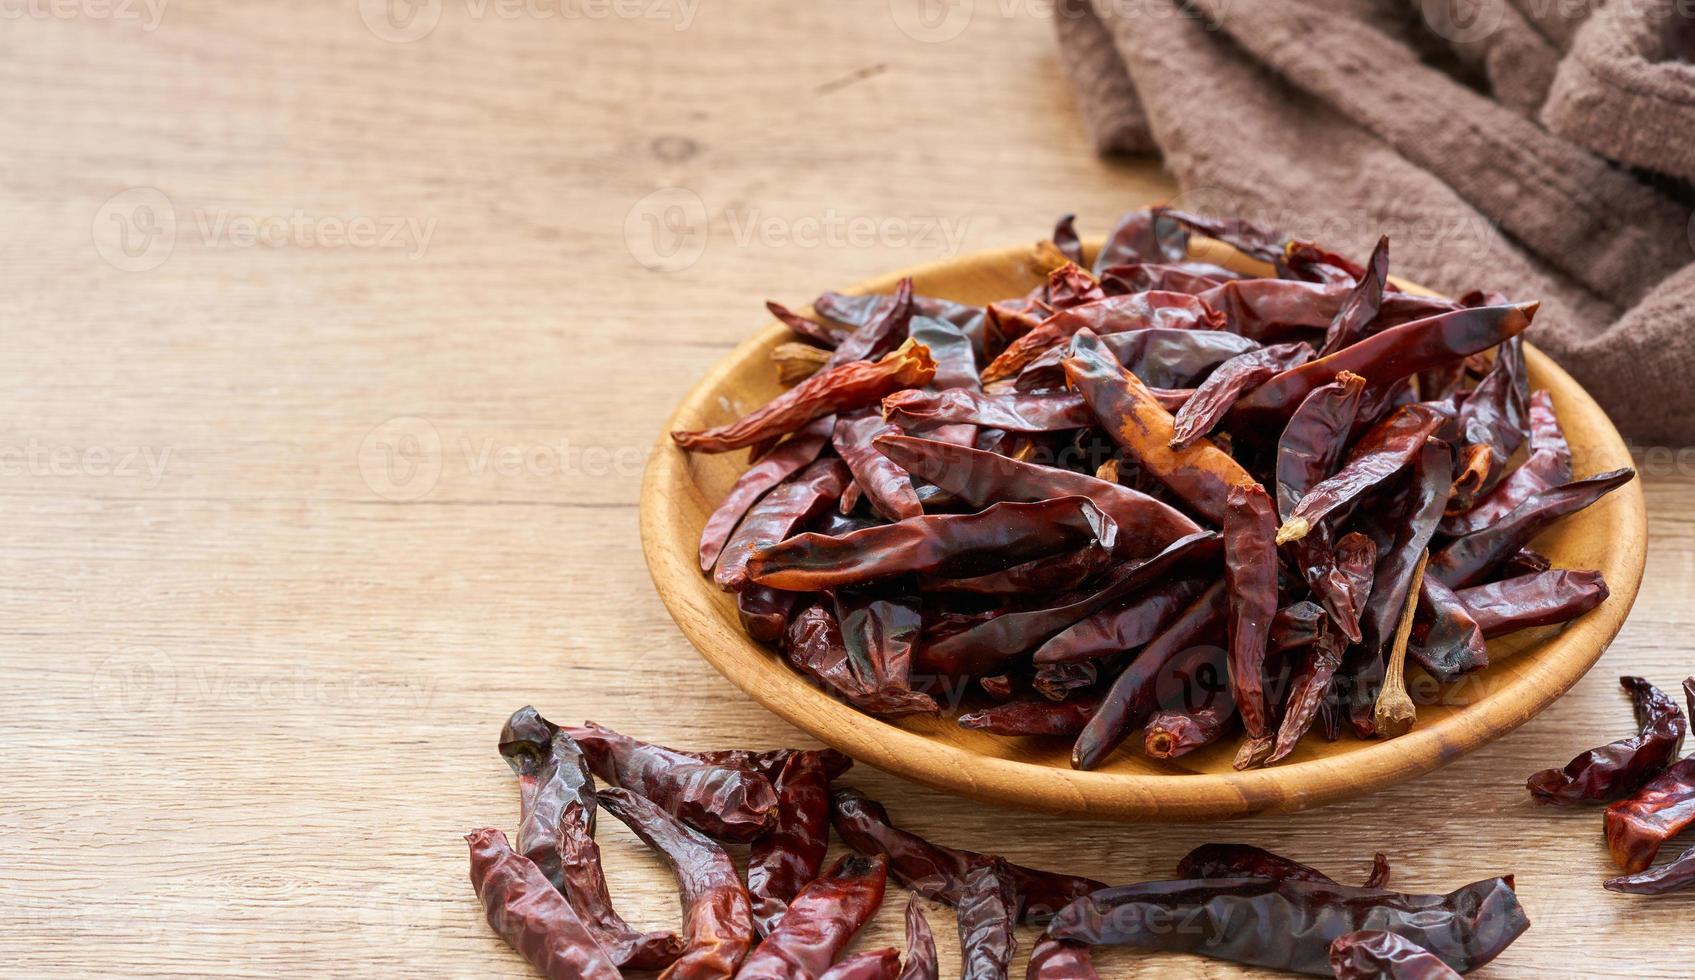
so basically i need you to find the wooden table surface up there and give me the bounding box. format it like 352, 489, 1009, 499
4, 2, 1691, 976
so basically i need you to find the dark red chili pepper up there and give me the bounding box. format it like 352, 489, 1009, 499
1224, 482, 1278, 739
1427, 468, 1635, 588
1099, 261, 1241, 296
1329, 930, 1462, 980
820, 950, 903, 980
1268, 624, 1345, 764
1455, 569, 1609, 637
982, 290, 1227, 384
739, 585, 799, 644
1065, 329, 1256, 524
1158, 209, 1286, 263
1143, 645, 1236, 760
833, 415, 920, 521
465, 828, 622, 980
1605, 842, 1695, 895
1169, 342, 1316, 449
1442, 389, 1571, 536
1527, 676, 1687, 806
1032, 660, 1101, 702
1275, 372, 1367, 519
1449, 339, 1528, 507
814, 287, 991, 359
768, 299, 851, 349
562, 722, 778, 843
1032, 575, 1208, 665
748, 751, 838, 936
1024, 938, 1099, 980
1607, 756, 1695, 873
786, 602, 939, 717
1044, 875, 1528, 975
673, 339, 936, 453
1317, 236, 1389, 355
1269, 599, 1328, 654
1176, 843, 1391, 889
716, 458, 851, 591
1278, 404, 1446, 544
556, 802, 687, 968
699, 416, 833, 573
1357, 441, 1453, 668
681, 746, 852, 782
826, 278, 914, 368
882, 389, 1096, 434
957, 860, 1018, 980
736, 854, 888, 979
1071, 581, 1227, 770
1051, 213, 1083, 265
959, 695, 1100, 736
874, 435, 1202, 559
749, 496, 1116, 591
925, 544, 1111, 596
597, 788, 755, 979
1305, 531, 1376, 645
1093, 207, 1188, 274
1406, 574, 1490, 682
1013, 327, 1259, 392
837, 590, 927, 706
1230, 303, 1537, 424
898, 895, 939, 980
830, 788, 1105, 922
1196, 278, 1457, 343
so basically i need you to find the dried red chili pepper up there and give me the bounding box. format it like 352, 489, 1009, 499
1176, 843, 1391, 889
597, 788, 755, 979
1427, 467, 1635, 588
749, 496, 1116, 591
1013, 327, 1259, 392
1268, 624, 1345, 764
1051, 213, 1083, 266
1224, 482, 1278, 739
1304, 531, 1376, 645
1196, 278, 1456, 343
1065, 329, 1256, 524
957, 860, 1018, 980
826, 278, 915, 368
830, 788, 1105, 922
1143, 645, 1236, 760
1455, 569, 1609, 637
716, 458, 851, 591
1406, 575, 1490, 682
820, 949, 903, 980
1230, 303, 1537, 424
1099, 261, 1240, 296
1032, 575, 1207, 665
1329, 930, 1462, 980
1169, 342, 1316, 449
768, 300, 851, 349
1092, 207, 1188, 274
833, 415, 921, 521
959, 695, 1100, 736
1044, 874, 1528, 975
465, 828, 622, 980
882, 389, 1097, 433
747, 751, 838, 936
681, 746, 851, 781
1527, 676, 1687, 806
874, 435, 1202, 559
1318, 236, 1389, 355
1442, 389, 1571, 536
982, 290, 1226, 383
1278, 404, 1446, 544
897, 895, 939, 980
1605, 740, 1695, 873
925, 544, 1111, 596
556, 802, 688, 968
1159, 209, 1286, 262
786, 602, 939, 717
1359, 441, 1454, 661
739, 585, 799, 644
1024, 938, 1099, 980
1274, 372, 1366, 519
736, 854, 888, 979
1605, 842, 1695, 895
673, 338, 936, 453
562, 722, 778, 843
1449, 339, 1528, 507
699, 416, 833, 573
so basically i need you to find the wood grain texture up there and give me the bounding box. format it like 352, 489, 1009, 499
0, 1, 1689, 976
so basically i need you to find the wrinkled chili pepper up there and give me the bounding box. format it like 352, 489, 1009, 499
1406, 574, 1490, 682
827, 278, 915, 368
1169, 342, 1316, 449
1065, 329, 1255, 524
748, 751, 838, 936
957, 860, 1018, 980
786, 602, 939, 717
925, 544, 1111, 596
739, 585, 799, 644
598, 788, 755, 980
1427, 468, 1635, 588
699, 416, 833, 573
820, 950, 902, 980
1606, 756, 1695, 873
562, 722, 778, 843
959, 695, 1100, 736
1605, 842, 1695, 895
673, 338, 936, 453
1143, 644, 1236, 760
1177, 843, 1391, 889
1100, 261, 1240, 296
830, 787, 1105, 922
749, 496, 1116, 590
1274, 372, 1367, 519
1268, 624, 1345, 764
1092, 207, 1188, 274
1014, 326, 1259, 392
1025, 938, 1099, 980
1449, 339, 1528, 507
1527, 676, 1687, 806
1196, 278, 1457, 343
556, 802, 687, 969
836, 590, 927, 709
1044, 874, 1528, 975
1455, 569, 1609, 637
767, 300, 851, 349
681, 746, 852, 781
1278, 404, 1446, 544
882, 389, 1097, 433
982, 290, 1226, 383
736, 854, 888, 979
717, 458, 851, 591
1318, 236, 1389, 355
1051, 213, 1083, 265
1442, 389, 1571, 536
899, 894, 939, 980
1224, 482, 1278, 739
465, 828, 622, 980
1033, 575, 1207, 665
833, 415, 920, 521
1329, 930, 1462, 980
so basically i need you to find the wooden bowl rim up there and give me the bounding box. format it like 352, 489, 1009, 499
639, 239, 1647, 820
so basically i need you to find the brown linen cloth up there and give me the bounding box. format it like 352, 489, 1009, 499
1056, 0, 1695, 443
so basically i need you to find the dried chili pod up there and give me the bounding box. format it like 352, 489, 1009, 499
498, 709, 596, 879
821, 949, 903, 980
683, 746, 852, 782
833, 415, 921, 521
830, 788, 1105, 922
1051, 213, 1083, 266
1143, 645, 1236, 760
465, 828, 622, 980
1527, 676, 1687, 806
1606, 757, 1695, 873
899, 894, 939, 980
1427, 468, 1635, 588
982, 290, 1226, 383
1359, 441, 1454, 655
748, 751, 837, 936
563, 722, 778, 843
749, 496, 1116, 591
1099, 261, 1240, 296
737, 854, 889, 979
924, 544, 1111, 596
1093, 207, 1188, 274
1169, 342, 1316, 450
1406, 575, 1489, 682
1268, 625, 1345, 764
1045, 875, 1528, 975
1455, 569, 1609, 637
594, 793, 753, 979
836, 591, 928, 714
1025, 938, 1099, 980
768, 300, 851, 349
1269, 600, 1328, 654
1305, 532, 1376, 644
1604, 843, 1695, 895
1033, 575, 1207, 665
1014, 327, 1260, 393
787, 602, 939, 717
827, 278, 914, 368
1278, 404, 1446, 544
1230, 303, 1537, 423
739, 585, 799, 644
557, 802, 688, 969
673, 338, 936, 453
1224, 482, 1279, 740
1329, 930, 1462, 980
1071, 582, 1228, 770
875, 435, 1201, 560
717, 458, 851, 591
1317, 236, 1389, 356
958, 859, 1019, 980
1275, 372, 1367, 520
883, 388, 1096, 434
1176, 844, 1391, 889
699, 416, 833, 572
959, 696, 1100, 736
1065, 329, 1255, 525
1442, 389, 1570, 536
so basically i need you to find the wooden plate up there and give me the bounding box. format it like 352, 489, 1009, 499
639, 237, 1647, 820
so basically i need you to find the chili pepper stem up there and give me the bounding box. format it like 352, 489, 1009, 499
1374, 551, 1429, 738
1274, 516, 1311, 545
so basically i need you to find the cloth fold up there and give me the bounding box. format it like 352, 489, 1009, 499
1057, 0, 1695, 442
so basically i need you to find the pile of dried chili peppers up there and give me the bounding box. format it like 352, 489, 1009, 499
469, 707, 1528, 977
672, 208, 1633, 769
1525, 675, 1695, 896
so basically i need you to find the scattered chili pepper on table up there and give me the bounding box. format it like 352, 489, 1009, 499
1526, 676, 1687, 806
1328, 930, 1462, 980
465, 827, 623, 980
736, 854, 888, 979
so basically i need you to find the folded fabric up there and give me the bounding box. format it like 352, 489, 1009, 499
1057, 0, 1695, 442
